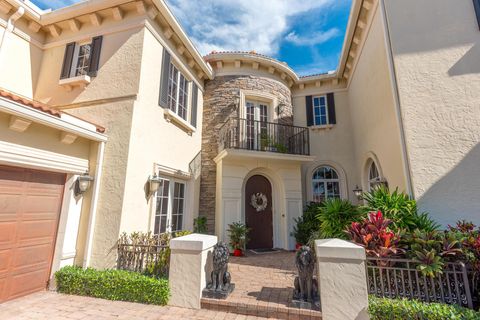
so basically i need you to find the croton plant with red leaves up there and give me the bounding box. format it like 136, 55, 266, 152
347, 211, 404, 258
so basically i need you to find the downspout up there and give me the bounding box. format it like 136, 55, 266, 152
0, 7, 25, 60
83, 141, 105, 268
379, 0, 415, 198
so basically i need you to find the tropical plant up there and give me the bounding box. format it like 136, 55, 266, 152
347, 211, 403, 258
291, 202, 321, 245
193, 216, 208, 234
362, 187, 439, 232
315, 198, 362, 239
227, 222, 250, 250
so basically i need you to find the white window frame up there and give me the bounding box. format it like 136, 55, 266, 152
312, 95, 329, 126
69, 40, 92, 78
167, 62, 190, 121
312, 165, 341, 202
153, 176, 187, 234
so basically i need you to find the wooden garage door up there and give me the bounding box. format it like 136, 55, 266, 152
0, 165, 65, 303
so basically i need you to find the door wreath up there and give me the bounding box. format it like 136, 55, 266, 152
250, 193, 268, 212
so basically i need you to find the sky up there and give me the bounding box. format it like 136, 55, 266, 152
31, 0, 352, 76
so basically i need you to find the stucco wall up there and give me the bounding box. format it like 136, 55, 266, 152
385, 0, 480, 225
65, 99, 135, 268
0, 13, 45, 99
34, 27, 144, 106
347, 6, 406, 193
119, 26, 204, 235
201, 74, 293, 232
292, 89, 359, 203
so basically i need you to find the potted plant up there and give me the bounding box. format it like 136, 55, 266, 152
291, 203, 320, 249
227, 222, 250, 256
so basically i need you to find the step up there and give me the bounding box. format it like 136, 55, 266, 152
201, 297, 322, 320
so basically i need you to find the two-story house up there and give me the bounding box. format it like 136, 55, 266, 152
0, 0, 478, 303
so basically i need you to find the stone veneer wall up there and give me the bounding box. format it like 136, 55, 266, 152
199, 75, 293, 232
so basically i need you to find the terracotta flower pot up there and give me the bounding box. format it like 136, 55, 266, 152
295, 243, 302, 250
233, 249, 243, 257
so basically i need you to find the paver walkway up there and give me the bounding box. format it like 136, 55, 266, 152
201, 251, 321, 320
0, 291, 269, 320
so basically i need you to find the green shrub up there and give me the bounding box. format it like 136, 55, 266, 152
194, 216, 208, 233
369, 296, 480, 320
291, 203, 320, 245
315, 198, 362, 240
362, 187, 439, 232
55, 266, 169, 305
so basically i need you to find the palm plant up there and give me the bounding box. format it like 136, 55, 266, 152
227, 222, 250, 250
315, 198, 362, 239
362, 187, 439, 232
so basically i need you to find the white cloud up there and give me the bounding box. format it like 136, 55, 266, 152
166, 0, 333, 56
285, 28, 340, 46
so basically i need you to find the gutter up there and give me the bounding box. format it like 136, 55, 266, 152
379, 0, 415, 197
83, 140, 105, 268
0, 6, 24, 59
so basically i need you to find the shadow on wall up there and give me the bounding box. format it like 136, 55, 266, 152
417, 143, 480, 227
448, 42, 480, 76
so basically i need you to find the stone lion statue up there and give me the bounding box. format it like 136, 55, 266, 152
207, 242, 231, 292
293, 245, 318, 302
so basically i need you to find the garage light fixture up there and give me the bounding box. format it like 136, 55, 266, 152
147, 173, 162, 197
75, 172, 94, 197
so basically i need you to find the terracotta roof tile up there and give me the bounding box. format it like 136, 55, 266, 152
0, 89, 61, 117
0, 88, 105, 133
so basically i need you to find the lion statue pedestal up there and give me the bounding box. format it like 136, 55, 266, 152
292, 246, 320, 309
202, 242, 235, 299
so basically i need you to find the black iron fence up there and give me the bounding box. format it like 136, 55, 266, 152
366, 257, 475, 309
218, 117, 310, 155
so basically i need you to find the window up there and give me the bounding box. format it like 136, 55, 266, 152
313, 96, 328, 126
167, 63, 189, 120
60, 36, 103, 80
312, 166, 340, 202
73, 43, 91, 76
368, 161, 384, 190
154, 177, 186, 234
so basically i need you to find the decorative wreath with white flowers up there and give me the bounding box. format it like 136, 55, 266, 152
250, 193, 268, 212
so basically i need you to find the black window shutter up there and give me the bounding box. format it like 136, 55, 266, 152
60, 42, 75, 79
327, 93, 336, 125
88, 36, 103, 77
474, 0, 480, 30
190, 82, 198, 128
159, 48, 171, 108
305, 95, 313, 126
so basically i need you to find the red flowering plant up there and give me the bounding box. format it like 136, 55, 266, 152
347, 211, 404, 260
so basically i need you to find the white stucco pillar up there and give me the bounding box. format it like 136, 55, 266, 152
315, 239, 369, 320
169, 233, 217, 309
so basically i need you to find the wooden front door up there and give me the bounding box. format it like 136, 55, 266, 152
0, 165, 65, 302
245, 175, 273, 249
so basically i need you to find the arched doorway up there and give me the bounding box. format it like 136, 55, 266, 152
245, 175, 273, 249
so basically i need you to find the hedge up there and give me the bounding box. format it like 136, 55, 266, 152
55, 266, 169, 305
369, 296, 480, 320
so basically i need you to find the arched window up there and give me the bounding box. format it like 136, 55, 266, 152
312, 166, 340, 202
368, 161, 387, 190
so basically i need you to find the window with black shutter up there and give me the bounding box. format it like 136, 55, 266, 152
190, 83, 198, 128
474, 0, 480, 30
309, 93, 336, 126
60, 36, 103, 79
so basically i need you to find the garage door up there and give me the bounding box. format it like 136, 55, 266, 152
0, 165, 65, 302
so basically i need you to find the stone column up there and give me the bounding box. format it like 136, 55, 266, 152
315, 239, 369, 320
169, 233, 217, 309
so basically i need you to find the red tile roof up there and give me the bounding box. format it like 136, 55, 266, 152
0, 89, 61, 117
0, 88, 105, 133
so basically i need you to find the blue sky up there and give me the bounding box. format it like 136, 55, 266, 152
31, 0, 352, 76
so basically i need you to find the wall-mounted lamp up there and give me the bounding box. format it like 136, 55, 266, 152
147, 173, 162, 198
277, 103, 287, 116
352, 185, 363, 200
74, 172, 94, 197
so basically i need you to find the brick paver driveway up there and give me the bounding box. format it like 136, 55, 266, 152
0, 291, 269, 320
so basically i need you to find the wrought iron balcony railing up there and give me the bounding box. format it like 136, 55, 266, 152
218, 117, 310, 156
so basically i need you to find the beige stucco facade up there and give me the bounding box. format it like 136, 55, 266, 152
0, 0, 479, 276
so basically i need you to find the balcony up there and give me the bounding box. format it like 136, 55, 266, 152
218, 117, 310, 156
